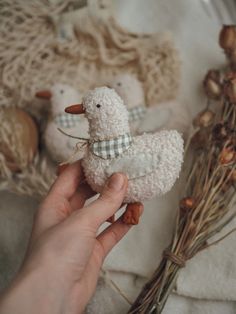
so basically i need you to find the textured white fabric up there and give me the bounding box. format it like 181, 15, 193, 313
87, 272, 236, 314
81, 87, 184, 203
105, 152, 160, 180
42, 83, 89, 162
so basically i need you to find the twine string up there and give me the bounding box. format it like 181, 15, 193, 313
163, 250, 186, 268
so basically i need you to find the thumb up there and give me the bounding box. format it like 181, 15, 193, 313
79, 173, 128, 228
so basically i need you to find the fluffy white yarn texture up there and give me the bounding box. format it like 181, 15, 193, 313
108, 73, 191, 138
42, 83, 89, 162
81, 87, 184, 203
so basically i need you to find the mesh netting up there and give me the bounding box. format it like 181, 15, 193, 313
0, 0, 181, 198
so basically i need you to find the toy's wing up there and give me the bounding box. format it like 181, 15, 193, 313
105, 153, 160, 180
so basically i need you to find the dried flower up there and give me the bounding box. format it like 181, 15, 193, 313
180, 197, 195, 213
129, 27, 236, 314
231, 169, 236, 182
219, 25, 236, 51
191, 128, 209, 150
203, 70, 222, 99
226, 49, 236, 69
223, 72, 236, 103
212, 122, 230, 142
193, 109, 215, 128
219, 145, 235, 165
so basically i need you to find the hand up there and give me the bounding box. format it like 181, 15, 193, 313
0, 161, 136, 314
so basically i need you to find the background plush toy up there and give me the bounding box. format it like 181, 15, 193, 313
109, 73, 190, 138
108, 73, 147, 133
65, 87, 184, 225
36, 83, 89, 162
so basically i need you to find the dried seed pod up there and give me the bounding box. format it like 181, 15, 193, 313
212, 123, 230, 142
219, 145, 235, 165
219, 25, 236, 51
180, 197, 195, 213
203, 70, 222, 100
226, 49, 236, 69
231, 169, 236, 182
223, 72, 236, 103
191, 128, 209, 150
193, 109, 215, 128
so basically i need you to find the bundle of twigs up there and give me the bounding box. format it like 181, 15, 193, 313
128, 25, 236, 314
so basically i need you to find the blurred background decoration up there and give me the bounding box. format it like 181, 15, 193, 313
0, 0, 180, 197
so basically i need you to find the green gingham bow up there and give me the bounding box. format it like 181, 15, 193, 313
90, 133, 132, 159
54, 113, 81, 128
128, 105, 146, 122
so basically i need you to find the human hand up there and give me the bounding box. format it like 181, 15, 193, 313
0, 161, 136, 314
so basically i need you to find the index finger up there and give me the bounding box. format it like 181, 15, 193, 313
49, 160, 84, 200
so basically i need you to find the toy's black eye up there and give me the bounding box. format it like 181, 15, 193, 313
60, 90, 64, 94
117, 82, 121, 86
96, 104, 101, 108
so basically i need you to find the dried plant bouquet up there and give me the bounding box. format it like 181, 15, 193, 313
128, 25, 236, 314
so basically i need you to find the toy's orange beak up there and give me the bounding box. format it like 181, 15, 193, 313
65, 104, 85, 114
35, 90, 52, 99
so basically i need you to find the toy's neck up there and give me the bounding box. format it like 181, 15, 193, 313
89, 132, 132, 159
87, 117, 130, 142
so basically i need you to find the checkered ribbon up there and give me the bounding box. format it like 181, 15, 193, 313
54, 113, 80, 129
128, 106, 146, 122
90, 133, 132, 159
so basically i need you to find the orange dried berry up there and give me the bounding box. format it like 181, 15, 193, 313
203, 70, 222, 100
219, 146, 235, 165
219, 25, 236, 51
193, 109, 215, 128
180, 197, 195, 213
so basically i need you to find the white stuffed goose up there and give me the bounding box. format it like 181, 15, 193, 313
65, 87, 184, 224
109, 73, 190, 138
36, 83, 89, 162
108, 74, 147, 133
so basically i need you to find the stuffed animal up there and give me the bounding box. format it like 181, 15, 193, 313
36, 83, 89, 162
109, 73, 190, 138
108, 74, 146, 133
65, 87, 184, 225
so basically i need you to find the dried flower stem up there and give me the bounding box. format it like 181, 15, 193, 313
128, 31, 236, 313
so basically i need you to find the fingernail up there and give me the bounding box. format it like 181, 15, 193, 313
108, 173, 125, 191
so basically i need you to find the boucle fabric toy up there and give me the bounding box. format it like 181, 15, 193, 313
109, 74, 190, 138
108, 74, 146, 133
36, 83, 89, 162
65, 87, 184, 224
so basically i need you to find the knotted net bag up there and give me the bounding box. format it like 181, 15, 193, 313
0, 0, 181, 198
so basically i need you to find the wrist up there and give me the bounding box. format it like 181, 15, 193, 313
0, 264, 68, 314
